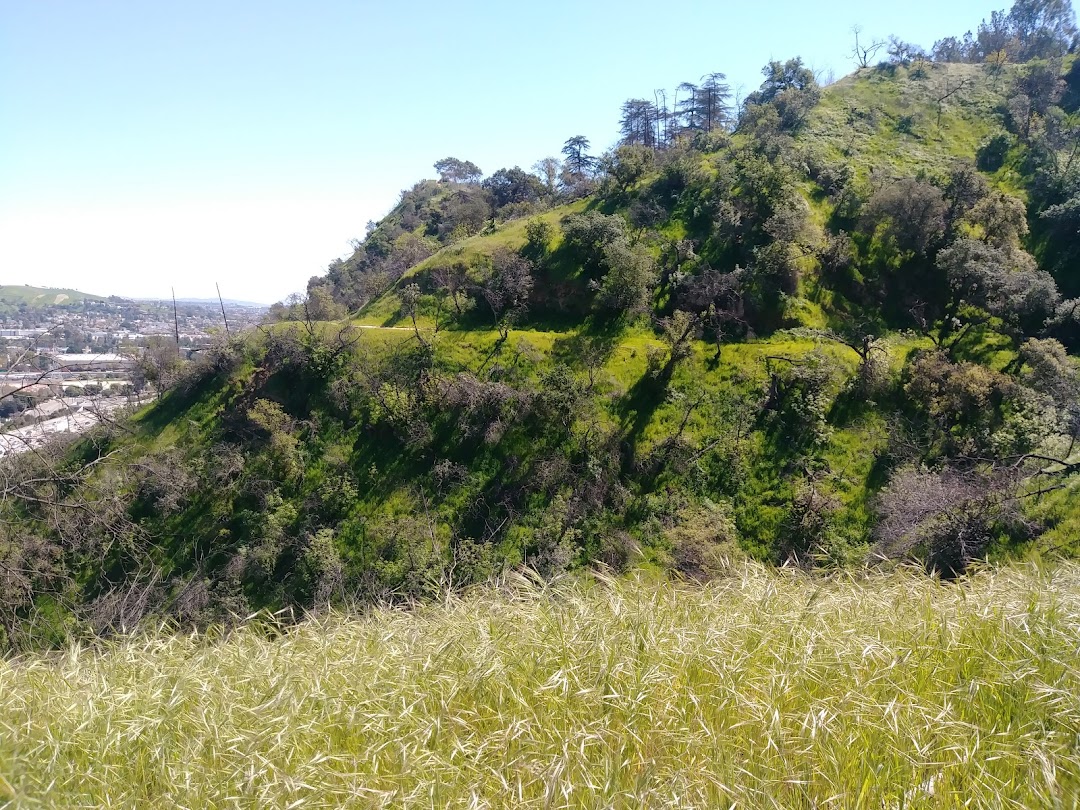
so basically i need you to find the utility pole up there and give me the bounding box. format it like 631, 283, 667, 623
216, 283, 231, 336
172, 287, 181, 357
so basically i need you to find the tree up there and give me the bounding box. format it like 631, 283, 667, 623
482, 167, 545, 212
931, 34, 976, 63
648, 89, 670, 147
481, 249, 535, 336
532, 157, 562, 195
1007, 92, 1036, 139
1012, 59, 1065, 130
386, 233, 438, 278
1008, 0, 1078, 59
933, 76, 971, 131
399, 284, 427, 346
602, 145, 654, 195
561, 136, 597, 179
594, 238, 657, 315
675, 82, 700, 134
987, 49, 1011, 88
433, 157, 482, 184
902, 351, 1019, 456
437, 187, 490, 239
872, 465, 1027, 576
1041, 193, 1080, 235
649, 310, 702, 382
963, 190, 1030, 250
137, 336, 183, 398
697, 73, 732, 132
560, 212, 630, 277
861, 179, 948, 258
851, 25, 886, 68
742, 58, 821, 132
943, 164, 991, 228
523, 218, 553, 261
887, 36, 926, 66
977, 132, 1014, 171
304, 286, 346, 321
619, 99, 661, 148
977, 9, 1016, 59
431, 262, 473, 317
1062, 56, 1080, 111
938, 239, 1059, 344
1021, 337, 1080, 451
673, 267, 747, 359
761, 352, 838, 449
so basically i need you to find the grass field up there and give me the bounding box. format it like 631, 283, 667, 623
2, 564, 1080, 808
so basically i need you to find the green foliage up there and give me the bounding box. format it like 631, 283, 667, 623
433, 156, 482, 184
977, 131, 1014, 170
9, 43, 1080, 649
595, 238, 656, 315
763, 352, 839, 450
559, 211, 630, 277
742, 58, 822, 133
603, 145, 654, 194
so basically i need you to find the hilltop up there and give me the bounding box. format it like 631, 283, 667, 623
4, 1, 1080, 646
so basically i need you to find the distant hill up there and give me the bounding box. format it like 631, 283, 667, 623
136, 296, 269, 309
0, 285, 105, 307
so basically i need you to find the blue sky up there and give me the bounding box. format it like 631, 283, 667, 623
1, 0, 1001, 303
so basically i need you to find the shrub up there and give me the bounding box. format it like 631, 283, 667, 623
872, 465, 1034, 576
763, 352, 838, 449
976, 132, 1012, 172
895, 114, 917, 134
664, 502, 740, 580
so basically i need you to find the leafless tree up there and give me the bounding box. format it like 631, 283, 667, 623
850, 26, 885, 68
871, 465, 1032, 575
935, 77, 970, 131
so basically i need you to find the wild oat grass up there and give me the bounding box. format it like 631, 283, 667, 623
2, 564, 1080, 808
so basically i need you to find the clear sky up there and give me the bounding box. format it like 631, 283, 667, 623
0, 0, 1001, 304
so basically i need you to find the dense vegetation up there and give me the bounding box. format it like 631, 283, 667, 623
4, 0, 1080, 648
2, 564, 1079, 807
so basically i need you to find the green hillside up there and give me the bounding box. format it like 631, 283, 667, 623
6, 25, 1080, 647
0, 284, 104, 307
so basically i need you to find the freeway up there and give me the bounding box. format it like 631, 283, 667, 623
0, 396, 136, 458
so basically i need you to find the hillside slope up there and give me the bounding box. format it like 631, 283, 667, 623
0, 284, 104, 308
5, 53, 1080, 646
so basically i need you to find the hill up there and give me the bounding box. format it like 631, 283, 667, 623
5, 15, 1080, 646
136, 296, 270, 308
0, 284, 104, 307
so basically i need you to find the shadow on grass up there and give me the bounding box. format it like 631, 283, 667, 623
614, 362, 675, 469
135, 371, 227, 434
550, 315, 627, 369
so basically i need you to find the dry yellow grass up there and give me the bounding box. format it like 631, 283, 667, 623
2, 564, 1080, 807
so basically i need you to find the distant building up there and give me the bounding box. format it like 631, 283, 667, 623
48, 353, 132, 372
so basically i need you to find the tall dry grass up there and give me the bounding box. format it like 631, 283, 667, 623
2, 563, 1079, 807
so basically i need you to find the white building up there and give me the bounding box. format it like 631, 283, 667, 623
48, 353, 132, 372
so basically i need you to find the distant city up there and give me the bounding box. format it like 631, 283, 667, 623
0, 291, 267, 456
0, 295, 266, 353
